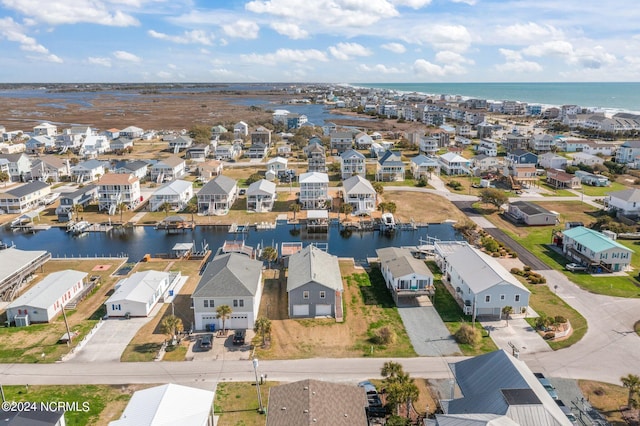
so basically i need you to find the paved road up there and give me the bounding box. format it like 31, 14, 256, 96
483, 228, 550, 270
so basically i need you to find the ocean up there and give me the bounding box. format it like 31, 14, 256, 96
351, 82, 640, 113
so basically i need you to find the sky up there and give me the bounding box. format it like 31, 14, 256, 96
0, 0, 639, 83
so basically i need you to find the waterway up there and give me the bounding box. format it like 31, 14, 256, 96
0, 222, 461, 264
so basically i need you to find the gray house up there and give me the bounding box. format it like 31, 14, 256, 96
55, 184, 99, 222
196, 175, 238, 215
287, 245, 343, 318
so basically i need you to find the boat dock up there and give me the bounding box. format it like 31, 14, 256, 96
228, 222, 250, 233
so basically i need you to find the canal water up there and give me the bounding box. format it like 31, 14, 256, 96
0, 222, 461, 264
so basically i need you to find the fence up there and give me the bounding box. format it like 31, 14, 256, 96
59, 318, 105, 362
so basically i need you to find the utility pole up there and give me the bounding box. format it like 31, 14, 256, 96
61, 304, 73, 346
252, 358, 265, 414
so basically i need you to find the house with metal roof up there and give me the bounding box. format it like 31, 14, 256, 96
0, 180, 51, 214
434, 242, 530, 319
606, 188, 640, 215
196, 175, 238, 215
266, 379, 368, 426
340, 149, 366, 180
428, 350, 572, 426
438, 152, 471, 175
192, 252, 263, 330
109, 383, 215, 426
149, 155, 186, 182
561, 226, 632, 272
6, 270, 87, 325
376, 150, 405, 181
106, 270, 180, 318
342, 175, 377, 215
113, 160, 149, 180
299, 172, 329, 210
149, 179, 194, 212
506, 201, 559, 226
410, 154, 441, 179
71, 159, 106, 183
376, 247, 434, 303
0, 247, 50, 304
287, 245, 343, 318
246, 179, 276, 212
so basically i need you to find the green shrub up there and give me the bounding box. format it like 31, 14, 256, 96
371, 326, 397, 345
454, 323, 481, 346
554, 315, 567, 324
523, 265, 532, 272
510, 268, 522, 275
543, 332, 556, 340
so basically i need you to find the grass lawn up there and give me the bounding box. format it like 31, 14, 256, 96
580, 181, 627, 197
214, 382, 275, 426
579, 380, 629, 426
539, 181, 578, 197
2, 384, 145, 426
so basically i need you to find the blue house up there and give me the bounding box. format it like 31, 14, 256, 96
506, 149, 538, 166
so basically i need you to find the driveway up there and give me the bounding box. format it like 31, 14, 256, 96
480, 317, 553, 357
187, 330, 255, 361
397, 299, 460, 356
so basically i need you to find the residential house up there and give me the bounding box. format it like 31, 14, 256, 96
33, 122, 58, 137
246, 179, 276, 212
149, 155, 186, 183
472, 154, 500, 173
196, 160, 223, 182
192, 252, 263, 330
276, 142, 292, 157
574, 170, 610, 187
615, 140, 640, 167
538, 152, 567, 170
98, 173, 141, 213
476, 139, 498, 157
434, 241, 530, 318
376, 247, 434, 304
581, 140, 619, 156
25, 135, 56, 154
186, 144, 210, 161
339, 149, 366, 180
528, 133, 556, 153
104, 128, 120, 139
0, 152, 31, 182
6, 270, 87, 325
506, 149, 538, 166
342, 175, 377, 215
197, 175, 238, 215
438, 152, 471, 175
149, 179, 194, 212
214, 142, 242, 160
0, 142, 26, 154
606, 188, 640, 215
55, 184, 99, 222
71, 159, 106, 183
419, 136, 439, 156
429, 350, 573, 426
251, 126, 272, 146
545, 169, 581, 189
246, 142, 269, 159
322, 122, 337, 135
305, 140, 327, 173
168, 135, 193, 151
58, 125, 92, 149
234, 121, 249, 138
109, 384, 215, 426
211, 124, 228, 137
410, 154, 441, 179
106, 270, 180, 317
329, 131, 353, 155
354, 132, 373, 149
299, 172, 330, 210
0, 181, 51, 213
266, 379, 368, 426
508, 164, 538, 187
118, 125, 144, 139
555, 137, 586, 153
571, 152, 604, 168
0, 408, 66, 425
503, 133, 530, 153
287, 245, 343, 318
30, 156, 70, 182
80, 135, 110, 158
561, 226, 633, 272
113, 160, 149, 181
376, 150, 405, 181
267, 156, 288, 174
506, 201, 559, 226
109, 137, 134, 153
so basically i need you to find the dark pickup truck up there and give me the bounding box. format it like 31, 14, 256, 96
233, 329, 246, 345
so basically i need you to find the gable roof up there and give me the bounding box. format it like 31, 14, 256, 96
340, 149, 365, 160
193, 253, 262, 298
106, 271, 170, 304
7, 270, 87, 310
439, 152, 468, 163
342, 175, 375, 194
74, 159, 105, 170
266, 379, 368, 426
153, 179, 192, 196
198, 175, 237, 196
299, 172, 329, 184
287, 245, 343, 292
4, 180, 49, 197
509, 201, 555, 217
411, 154, 439, 166
99, 173, 138, 185
608, 188, 640, 203
562, 226, 632, 253
155, 155, 184, 168
378, 150, 403, 165
247, 179, 276, 196
377, 247, 434, 279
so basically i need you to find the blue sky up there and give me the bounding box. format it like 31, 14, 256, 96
0, 0, 639, 83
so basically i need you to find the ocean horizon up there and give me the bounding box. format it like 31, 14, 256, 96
351, 82, 640, 113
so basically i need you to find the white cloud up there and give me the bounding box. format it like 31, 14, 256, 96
522, 40, 574, 58
270, 22, 308, 39
409, 24, 472, 52
40, 54, 63, 63
568, 46, 616, 69
497, 48, 543, 73
392, 0, 432, 8
381, 42, 406, 54
222, 20, 259, 39
434, 50, 474, 64
496, 22, 564, 44
0, 17, 61, 61
156, 71, 172, 79
358, 63, 403, 74
1, 0, 139, 26
88, 56, 112, 67
328, 42, 372, 60
241, 48, 329, 65
450, 0, 476, 4
413, 58, 468, 77
148, 29, 214, 45
113, 50, 141, 62
210, 68, 234, 77
245, 0, 399, 28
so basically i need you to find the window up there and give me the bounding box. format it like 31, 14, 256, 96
303, 291, 310, 299
500, 294, 505, 301
233, 300, 238, 307
112, 304, 121, 311
204, 300, 208, 308
319, 291, 326, 299
515, 294, 520, 302
485, 295, 491, 303
234, 299, 244, 308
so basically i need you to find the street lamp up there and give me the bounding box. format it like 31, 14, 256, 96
253, 358, 265, 414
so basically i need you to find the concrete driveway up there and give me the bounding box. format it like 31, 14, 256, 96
480, 317, 553, 357
187, 330, 255, 361
398, 298, 460, 356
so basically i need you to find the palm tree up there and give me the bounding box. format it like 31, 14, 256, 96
621, 374, 640, 408
340, 202, 353, 220
160, 315, 184, 342
72, 203, 84, 222
183, 200, 198, 223
385, 202, 397, 214
254, 316, 272, 347
381, 361, 404, 381
159, 201, 172, 216
0, 171, 9, 187
372, 181, 384, 196
289, 202, 300, 220
502, 305, 514, 326
260, 246, 278, 269
216, 304, 232, 333
117, 202, 128, 223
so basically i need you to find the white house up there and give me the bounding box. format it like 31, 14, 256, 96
33, 122, 58, 137
376, 247, 434, 304
118, 125, 144, 139
434, 241, 530, 319
607, 188, 640, 215
342, 175, 377, 215
355, 132, 373, 149
149, 155, 186, 183
561, 226, 633, 272
98, 173, 141, 213
6, 270, 87, 325
168, 135, 193, 151
149, 179, 194, 212
410, 155, 441, 179
71, 159, 105, 183
299, 171, 330, 210
80, 135, 110, 158
114, 160, 149, 180
105, 270, 180, 317
234, 121, 249, 137
109, 383, 215, 426
438, 152, 471, 175
0, 152, 32, 182
0, 180, 51, 214
340, 149, 366, 180
192, 253, 263, 331
571, 152, 604, 167
246, 179, 277, 212
538, 152, 568, 170
376, 150, 405, 181
266, 156, 288, 173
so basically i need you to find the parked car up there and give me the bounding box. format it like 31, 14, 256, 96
233, 329, 246, 345
358, 381, 387, 417
200, 334, 213, 350
555, 400, 578, 424
566, 263, 587, 272
534, 373, 558, 400
239, 189, 246, 195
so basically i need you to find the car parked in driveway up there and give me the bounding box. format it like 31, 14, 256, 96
358, 380, 387, 418
232, 329, 246, 345
534, 373, 558, 400
565, 263, 587, 272
200, 334, 213, 351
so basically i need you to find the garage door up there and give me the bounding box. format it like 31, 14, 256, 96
316, 304, 332, 316
226, 314, 249, 330
292, 304, 309, 316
